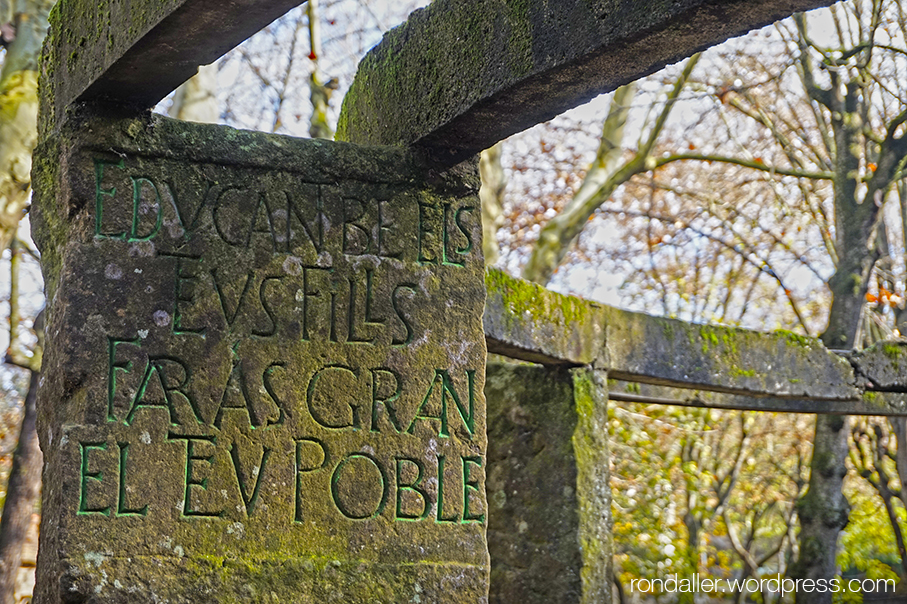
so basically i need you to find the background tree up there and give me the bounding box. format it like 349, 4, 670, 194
610, 399, 809, 604
169, 65, 218, 124
480, 143, 507, 265
216, 0, 426, 137
0, 1, 51, 602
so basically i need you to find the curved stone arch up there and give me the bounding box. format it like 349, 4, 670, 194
45, 0, 834, 145
335, 0, 836, 165
41, 0, 307, 133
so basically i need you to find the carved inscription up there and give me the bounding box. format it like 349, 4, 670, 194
67, 153, 486, 532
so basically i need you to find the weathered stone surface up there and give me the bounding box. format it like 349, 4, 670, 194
608, 381, 905, 416
39, 0, 305, 135
485, 363, 611, 604
847, 341, 907, 391
484, 269, 605, 366
483, 269, 867, 406
31, 113, 488, 603
603, 308, 861, 401
338, 0, 836, 165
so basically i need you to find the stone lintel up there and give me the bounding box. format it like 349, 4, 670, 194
603, 307, 860, 401
608, 381, 907, 417
483, 269, 881, 410
484, 269, 606, 366
846, 342, 907, 391
338, 0, 835, 165
41, 0, 304, 133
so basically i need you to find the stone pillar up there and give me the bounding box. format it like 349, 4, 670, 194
31, 113, 488, 602
485, 363, 611, 604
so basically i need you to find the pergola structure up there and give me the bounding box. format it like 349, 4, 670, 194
34, 0, 891, 602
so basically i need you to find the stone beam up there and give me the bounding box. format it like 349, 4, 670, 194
41, 0, 305, 132
603, 306, 858, 401
338, 0, 835, 165
483, 269, 907, 414
484, 269, 606, 366
847, 342, 907, 391
608, 382, 907, 416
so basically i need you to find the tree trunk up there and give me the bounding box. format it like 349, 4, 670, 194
789, 414, 849, 601
793, 214, 868, 594
789, 209, 858, 603
0, 0, 52, 254
0, 371, 41, 604
0, 7, 54, 604
522, 82, 636, 285
522, 56, 700, 286
307, 0, 335, 140
169, 64, 218, 124
893, 418, 907, 507
0, 3, 54, 599
479, 142, 506, 265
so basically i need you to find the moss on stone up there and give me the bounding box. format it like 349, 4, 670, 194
602, 304, 859, 402
730, 368, 757, 378
485, 268, 592, 328
33, 112, 489, 604
486, 363, 611, 603
773, 328, 815, 349
883, 343, 904, 360
504, 0, 534, 77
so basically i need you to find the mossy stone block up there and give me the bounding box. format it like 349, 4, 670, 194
485, 363, 611, 604
31, 113, 489, 603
